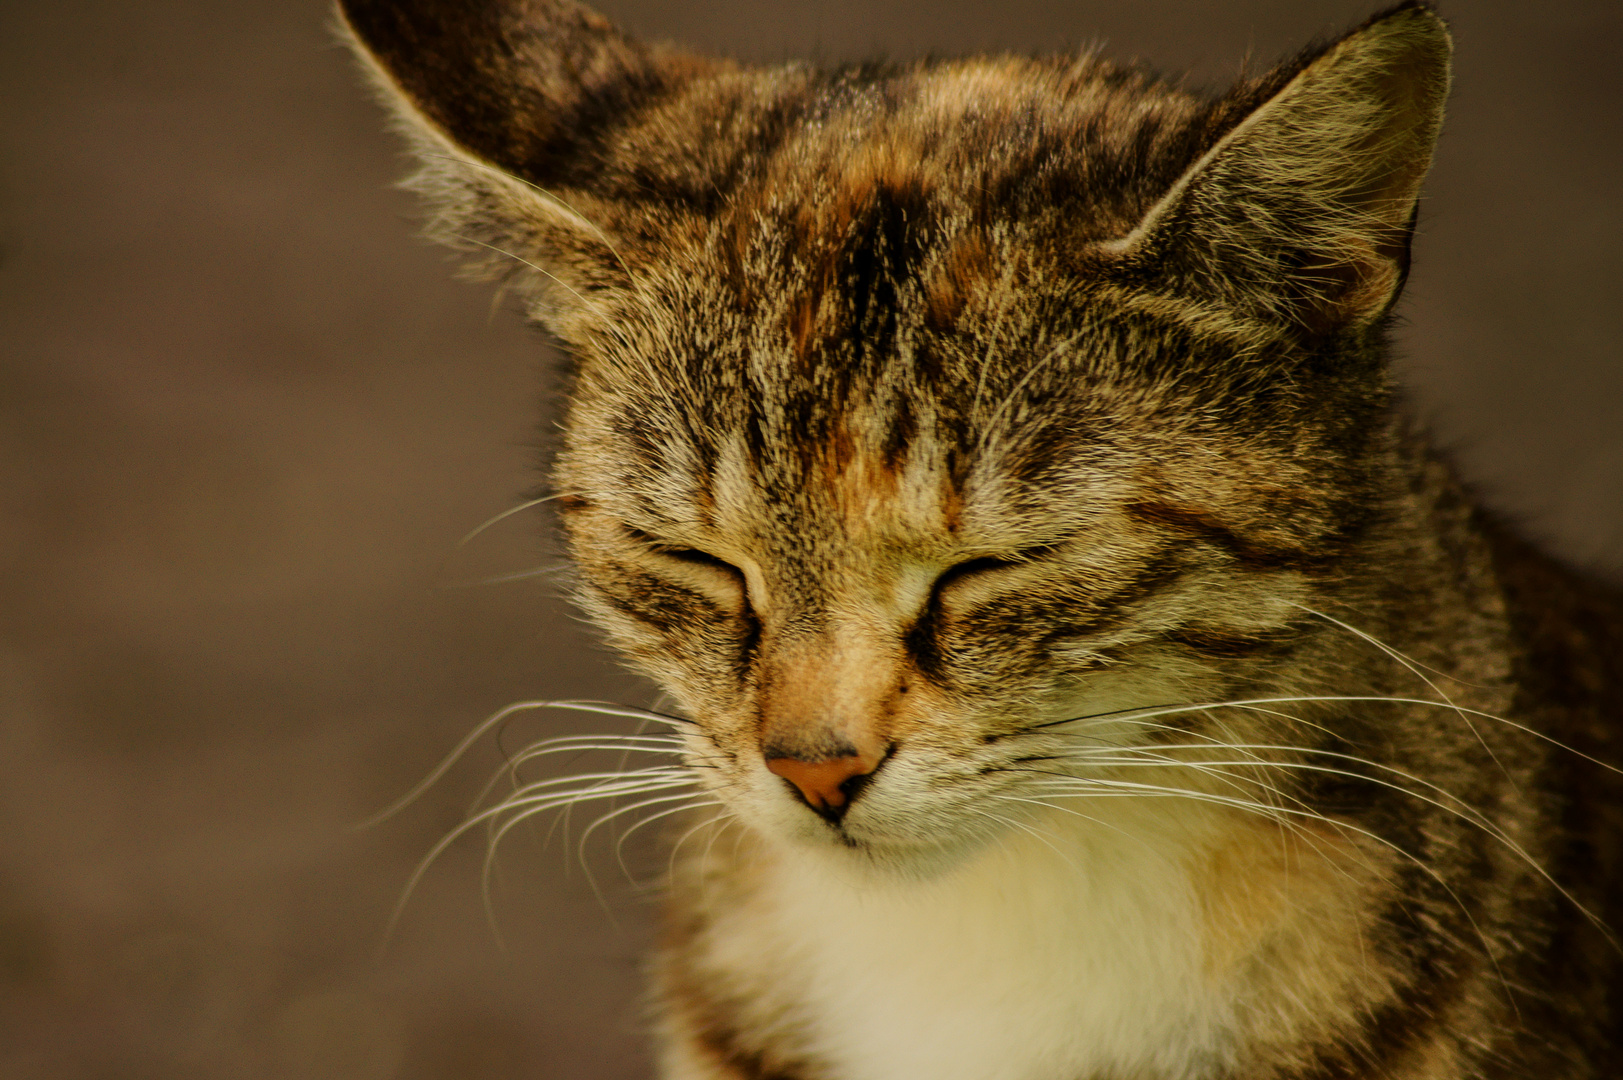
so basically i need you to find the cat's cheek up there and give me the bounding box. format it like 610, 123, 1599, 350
570, 598, 739, 717
574, 562, 751, 664
920, 629, 1062, 702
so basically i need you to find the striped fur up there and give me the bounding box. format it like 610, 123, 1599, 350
339, 2, 1623, 1076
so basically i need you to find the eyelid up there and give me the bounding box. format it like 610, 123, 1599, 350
934, 542, 1062, 594
624, 526, 742, 576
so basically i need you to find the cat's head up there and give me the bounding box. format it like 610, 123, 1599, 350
341, 0, 1450, 865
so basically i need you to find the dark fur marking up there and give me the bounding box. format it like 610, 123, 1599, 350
600, 567, 730, 635
1166, 627, 1287, 659
924, 229, 993, 331
1126, 500, 1326, 571
661, 950, 820, 1080
879, 395, 918, 471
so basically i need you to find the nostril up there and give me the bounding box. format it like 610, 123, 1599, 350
837, 769, 873, 804
765, 754, 881, 821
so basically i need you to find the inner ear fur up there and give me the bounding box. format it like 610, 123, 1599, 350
337, 0, 716, 326
1107, 2, 1452, 334
338, 0, 700, 187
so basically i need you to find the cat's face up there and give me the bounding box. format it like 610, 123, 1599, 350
339, 0, 1449, 865
551, 214, 1376, 862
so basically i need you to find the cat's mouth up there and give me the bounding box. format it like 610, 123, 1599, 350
804, 810, 1012, 875
750, 751, 1035, 869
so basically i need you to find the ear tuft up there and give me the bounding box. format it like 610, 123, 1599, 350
1110, 2, 1452, 332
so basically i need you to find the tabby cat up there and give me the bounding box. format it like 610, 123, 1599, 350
339, 0, 1623, 1076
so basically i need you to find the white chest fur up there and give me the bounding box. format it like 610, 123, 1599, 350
718, 807, 1238, 1080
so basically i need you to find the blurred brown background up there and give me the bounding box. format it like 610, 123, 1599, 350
0, 0, 1617, 1076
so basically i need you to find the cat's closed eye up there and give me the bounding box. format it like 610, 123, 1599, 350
625, 527, 750, 597
931, 544, 1062, 603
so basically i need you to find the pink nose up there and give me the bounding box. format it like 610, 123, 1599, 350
766, 754, 879, 814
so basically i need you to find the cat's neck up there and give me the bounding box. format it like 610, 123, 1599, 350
693, 802, 1384, 1080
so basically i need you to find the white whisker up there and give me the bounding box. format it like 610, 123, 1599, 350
987, 794, 1174, 866
1004, 775, 1521, 993
360, 702, 692, 830
1292, 603, 1512, 781
1045, 695, 1622, 777
453, 234, 593, 306
671, 807, 737, 879
615, 798, 725, 880
1021, 744, 1615, 956
457, 492, 576, 548
573, 790, 716, 872
441, 563, 572, 588
962, 805, 1076, 869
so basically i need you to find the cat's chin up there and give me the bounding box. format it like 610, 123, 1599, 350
775, 816, 1004, 883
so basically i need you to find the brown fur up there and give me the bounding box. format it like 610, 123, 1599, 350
339, 2, 1623, 1076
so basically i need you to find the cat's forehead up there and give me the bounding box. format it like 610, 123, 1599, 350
569, 305, 1136, 558
558, 53, 1342, 554
564, 56, 1255, 465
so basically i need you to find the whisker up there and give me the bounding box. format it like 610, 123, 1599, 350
510, 768, 695, 848
358, 702, 694, 830
1000, 781, 1378, 902
987, 794, 1177, 866
505, 736, 684, 774
1020, 754, 1613, 953
453, 234, 592, 307
1045, 749, 1507, 850
472, 734, 683, 843
539, 700, 696, 728
1291, 604, 1513, 783
615, 798, 725, 881
969, 268, 1018, 425
1002, 777, 1522, 995
1002, 752, 1298, 815
1037, 696, 1623, 777
499, 766, 691, 803
975, 329, 1088, 459
537, 768, 657, 853
359, 700, 570, 830
456, 492, 576, 549
961, 806, 1078, 870
670, 807, 737, 879
463, 773, 701, 922
479, 789, 703, 918
1290, 602, 1493, 689
573, 790, 717, 874
1024, 700, 1200, 732
440, 563, 571, 588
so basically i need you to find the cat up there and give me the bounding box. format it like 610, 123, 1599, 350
338, 0, 1623, 1076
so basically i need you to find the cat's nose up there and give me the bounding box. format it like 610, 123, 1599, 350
765, 752, 881, 821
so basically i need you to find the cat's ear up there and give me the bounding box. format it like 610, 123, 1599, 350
1106, 2, 1451, 334
337, 0, 714, 325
